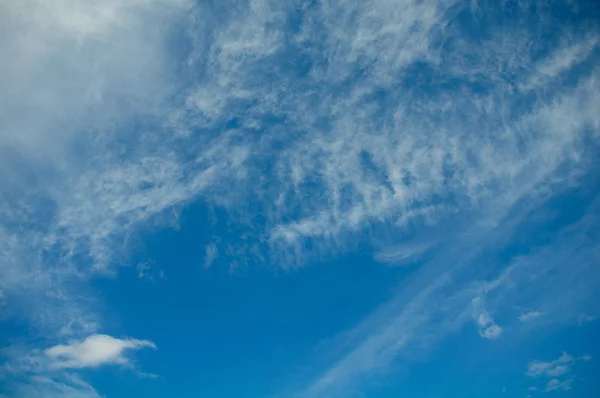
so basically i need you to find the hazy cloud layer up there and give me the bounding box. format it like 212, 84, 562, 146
1, 0, 599, 396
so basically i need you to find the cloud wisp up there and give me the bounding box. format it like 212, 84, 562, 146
525, 352, 592, 394
526, 352, 591, 378
519, 311, 545, 323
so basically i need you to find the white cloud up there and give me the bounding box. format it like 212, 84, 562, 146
44, 334, 156, 369
1, 334, 154, 397
526, 352, 573, 377
374, 240, 437, 266
3, 0, 598, 325
544, 378, 573, 392
0, 0, 190, 161
520, 35, 599, 91
480, 323, 502, 340
1, 0, 599, 396
0, 0, 197, 335
525, 352, 594, 379
293, 184, 600, 396
524, 353, 592, 394
259, 16, 600, 267
519, 311, 544, 322
293, 231, 519, 398
204, 242, 219, 269
473, 298, 502, 340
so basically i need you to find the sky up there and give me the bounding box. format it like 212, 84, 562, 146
0, 0, 600, 397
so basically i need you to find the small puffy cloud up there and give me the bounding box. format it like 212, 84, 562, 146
480, 323, 502, 340
473, 299, 502, 340
519, 311, 544, 322
44, 334, 156, 369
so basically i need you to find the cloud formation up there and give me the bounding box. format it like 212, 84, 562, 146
544, 378, 573, 392
519, 311, 544, 322
1, 0, 599, 396
1, 0, 196, 333
524, 351, 592, 394
1, 334, 154, 397
44, 334, 156, 369
472, 298, 502, 340
6, 374, 100, 398
523, 352, 593, 394
526, 352, 591, 378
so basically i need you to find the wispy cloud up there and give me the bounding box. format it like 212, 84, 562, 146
288, 96, 600, 395
526, 352, 591, 378
204, 242, 219, 269
0, 0, 194, 320
292, 221, 522, 397
374, 240, 437, 266
1, 0, 191, 392
520, 35, 599, 92
519, 311, 544, 322
300, 189, 600, 394
578, 312, 600, 325
137, 262, 164, 281
6, 374, 101, 398
544, 378, 573, 392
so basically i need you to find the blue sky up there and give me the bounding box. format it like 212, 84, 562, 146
1, 0, 600, 397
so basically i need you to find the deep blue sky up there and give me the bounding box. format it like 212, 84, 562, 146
1, 0, 600, 397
